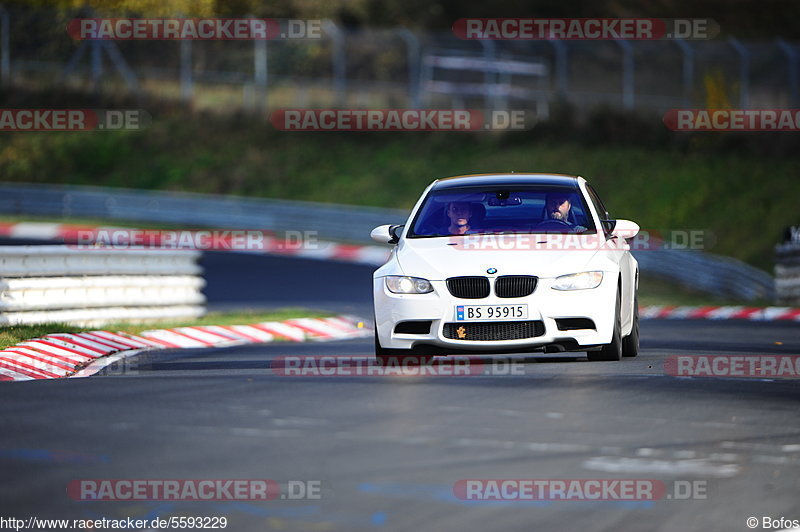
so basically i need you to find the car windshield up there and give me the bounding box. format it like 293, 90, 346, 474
407, 185, 596, 237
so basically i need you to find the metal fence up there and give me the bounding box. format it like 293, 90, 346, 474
1, 4, 799, 115
0, 182, 775, 302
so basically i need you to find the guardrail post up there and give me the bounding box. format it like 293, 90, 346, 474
397, 28, 420, 108
728, 37, 750, 108
322, 20, 346, 107
253, 17, 268, 112
547, 39, 568, 98
616, 39, 635, 110
0, 5, 9, 87
776, 39, 798, 108
180, 39, 193, 103
674, 39, 694, 106
90, 39, 103, 93
420, 52, 434, 107
480, 39, 497, 110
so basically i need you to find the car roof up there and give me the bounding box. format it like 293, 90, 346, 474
431, 173, 583, 190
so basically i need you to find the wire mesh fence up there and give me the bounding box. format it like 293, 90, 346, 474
1, 4, 799, 117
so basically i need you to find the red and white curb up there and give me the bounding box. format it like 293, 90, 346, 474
640, 306, 800, 321
0, 315, 371, 382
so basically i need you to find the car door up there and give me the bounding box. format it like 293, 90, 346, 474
586, 185, 636, 334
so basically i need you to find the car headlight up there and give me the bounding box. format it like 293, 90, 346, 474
551, 271, 604, 290
385, 276, 433, 294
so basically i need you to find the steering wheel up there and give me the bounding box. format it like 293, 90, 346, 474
533, 219, 573, 231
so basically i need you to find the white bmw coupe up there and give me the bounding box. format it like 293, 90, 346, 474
371, 173, 640, 363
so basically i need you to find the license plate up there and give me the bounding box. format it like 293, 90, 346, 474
455, 304, 528, 321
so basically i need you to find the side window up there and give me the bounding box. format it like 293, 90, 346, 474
587, 186, 614, 235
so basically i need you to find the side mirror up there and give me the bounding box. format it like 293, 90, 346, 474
371, 224, 404, 244
611, 219, 639, 239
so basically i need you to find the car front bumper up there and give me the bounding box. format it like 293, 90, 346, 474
373, 275, 617, 352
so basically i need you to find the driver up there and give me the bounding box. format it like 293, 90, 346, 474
541, 192, 587, 232
545, 192, 573, 222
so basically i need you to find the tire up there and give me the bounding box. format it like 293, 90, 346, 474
622, 292, 639, 358
588, 288, 622, 362
374, 329, 432, 366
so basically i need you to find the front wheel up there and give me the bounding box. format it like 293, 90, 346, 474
587, 289, 622, 362
622, 292, 639, 357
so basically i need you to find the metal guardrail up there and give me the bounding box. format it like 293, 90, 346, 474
633, 248, 774, 302
775, 240, 800, 304
0, 182, 409, 244
0, 245, 205, 325
0, 182, 776, 302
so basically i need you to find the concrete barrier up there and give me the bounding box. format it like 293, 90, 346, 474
0, 246, 205, 326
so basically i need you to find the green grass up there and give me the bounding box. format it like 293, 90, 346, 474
0, 108, 797, 272
0, 323, 92, 350
0, 308, 334, 349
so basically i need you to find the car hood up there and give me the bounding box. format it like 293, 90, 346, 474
396, 234, 609, 280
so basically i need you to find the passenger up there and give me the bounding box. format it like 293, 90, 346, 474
445, 201, 474, 235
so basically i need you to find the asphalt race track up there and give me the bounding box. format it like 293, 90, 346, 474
2, 251, 799, 532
